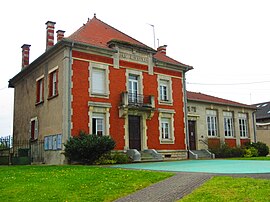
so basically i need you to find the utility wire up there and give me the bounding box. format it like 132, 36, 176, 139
0, 87, 7, 90
187, 80, 270, 86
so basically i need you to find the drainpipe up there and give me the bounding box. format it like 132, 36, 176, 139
183, 69, 189, 154
252, 111, 257, 143
67, 41, 74, 140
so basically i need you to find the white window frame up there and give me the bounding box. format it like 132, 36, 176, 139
157, 75, 173, 105
36, 75, 44, 103
223, 112, 234, 138
89, 62, 110, 98
206, 110, 218, 137
52, 71, 57, 96
161, 118, 170, 139
239, 113, 248, 138
158, 109, 175, 144
88, 102, 111, 136
126, 69, 143, 92
128, 74, 139, 102
48, 66, 59, 98
92, 113, 105, 136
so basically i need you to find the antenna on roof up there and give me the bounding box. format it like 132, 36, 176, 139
148, 23, 156, 49
157, 38, 160, 48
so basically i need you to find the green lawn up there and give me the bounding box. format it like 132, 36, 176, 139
0, 165, 173, 202
229, 156, 270, 160
180, 176, 270, 202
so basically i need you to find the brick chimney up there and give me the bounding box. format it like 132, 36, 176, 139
56, 30, 65, 42
45, 21, 56, 51
21, 44, 31, 69
157, 45, 167, 55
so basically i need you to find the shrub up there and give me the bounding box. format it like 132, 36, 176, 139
95, 152, 131, 165
244, 147, 258, 158
252, 142, 269, 156
64, 132, 116, 164
244, 142, 269, 156
210, 143, 244, 158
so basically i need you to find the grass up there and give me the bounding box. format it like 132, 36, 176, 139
229, 156, 270, 160
0, 165, 173, 202
180, 176, 270, 202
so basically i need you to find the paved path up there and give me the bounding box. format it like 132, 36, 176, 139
114, 172, 270, 202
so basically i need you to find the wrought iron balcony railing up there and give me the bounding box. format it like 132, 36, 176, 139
121, 92, 155, 108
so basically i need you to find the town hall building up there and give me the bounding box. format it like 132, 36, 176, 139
9, 15, 192, 164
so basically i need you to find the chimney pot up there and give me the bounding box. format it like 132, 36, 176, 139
56, 30, 65, 42
21, 44, 31, 69
45, 21, 56, 51
157, 45, 167, 55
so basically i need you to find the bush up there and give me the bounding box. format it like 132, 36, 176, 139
95, 152, 131, 165
64, 132, 116, 164
210, 143, 244, 158
244, 142, 269, 156
244, 147, 258, 158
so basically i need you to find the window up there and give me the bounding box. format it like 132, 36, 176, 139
36, 78, 44, 103
206, 110, 218, 137
92, 113, 105, 136
239, 113, 248, 138
128, 74, 139, 103
159, 109, 175, 144
160, 80, 169, 101
158, 75, 172, 104
224, 112, 234, 137
90, 62, 109, 97
161, 118, 170, 139
49, 69, 58, 98
30, 117, 38, 140
92, 68, 106, 94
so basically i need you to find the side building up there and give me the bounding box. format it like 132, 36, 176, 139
187, 91, 256, 151
9, 16, 192, 164
253, 102, 270, 147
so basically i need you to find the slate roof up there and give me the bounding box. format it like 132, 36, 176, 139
253, 101, 270, 120
187, 91, 255, 109
68, 16, 191, 69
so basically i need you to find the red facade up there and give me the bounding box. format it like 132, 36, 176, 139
71, 50, 187, 150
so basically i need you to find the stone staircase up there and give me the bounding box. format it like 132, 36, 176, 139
127, 149, 163, 162
189, 149, 215, 159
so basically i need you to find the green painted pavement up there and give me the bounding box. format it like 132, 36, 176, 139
112, 160, 270, 174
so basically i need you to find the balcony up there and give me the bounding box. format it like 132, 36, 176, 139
119, 92, 155, 119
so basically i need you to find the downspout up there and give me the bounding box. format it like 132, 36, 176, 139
67, 41, 74, 140
183, 69, 189, 154
252, 111, 257, 143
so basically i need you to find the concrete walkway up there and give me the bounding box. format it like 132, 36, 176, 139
114, 172, 270, 202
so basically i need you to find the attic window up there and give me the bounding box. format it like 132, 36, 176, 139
256, 105, 261, 108
268, 111, 270, 114
262, 104, 268, 107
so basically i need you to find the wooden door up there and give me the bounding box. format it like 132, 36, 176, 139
188, 120, 196, 150
128, 116, 141, 150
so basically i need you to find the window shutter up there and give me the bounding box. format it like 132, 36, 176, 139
92, 68, 105, 94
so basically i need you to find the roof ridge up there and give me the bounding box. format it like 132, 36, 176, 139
93, 17, 154, 50
187, 91, 253, 108
68, 16, 154, 50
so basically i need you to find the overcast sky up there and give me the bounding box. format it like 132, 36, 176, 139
1, 0, 270, 137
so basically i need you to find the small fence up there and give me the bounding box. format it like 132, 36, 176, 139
0, 136, 44, 165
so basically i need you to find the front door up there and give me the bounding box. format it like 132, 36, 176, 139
128, 115, 141, 150
188, 120, 196, 150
